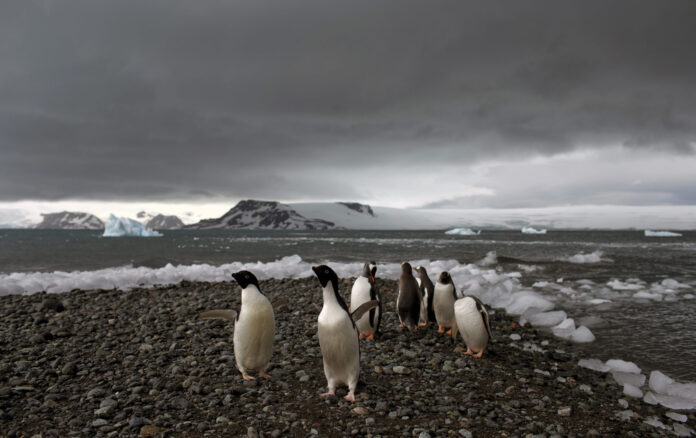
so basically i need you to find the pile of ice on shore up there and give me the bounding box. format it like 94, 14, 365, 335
579, 358, 696, 411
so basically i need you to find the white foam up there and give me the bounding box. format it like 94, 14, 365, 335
444, 228, 480, 236
645, 230, 683, 237
521, 226, 547, 234
564, 250, 604, 264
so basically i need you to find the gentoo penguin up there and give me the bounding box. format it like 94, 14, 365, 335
312, 265, 378, 402
397, 262, 421, 332
198, 271, 275, 380
349, 261, 382, 340
451, 295, 493, 358
433, 271, 456, 334
414, 266, 436, 326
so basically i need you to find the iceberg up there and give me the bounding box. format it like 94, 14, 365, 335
521, 226, 547, 234
645, 230, 682, 237
445, 227, 480, 236
103, 215, 162, 237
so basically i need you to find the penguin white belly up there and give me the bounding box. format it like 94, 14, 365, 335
454, 298, 488, 352
419, 287, 430, 323
350, 277, 374, 334
318, 307, 360, 387
234, 296, 275, 372
433, 283, 455, 325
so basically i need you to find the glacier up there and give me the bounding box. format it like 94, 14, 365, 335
103, 215, 162, 237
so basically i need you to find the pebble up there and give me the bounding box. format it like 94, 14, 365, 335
558, 406, 572, 417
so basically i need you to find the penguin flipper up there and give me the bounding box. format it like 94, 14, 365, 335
351, 300, 379, 322
470, 296, 493, 341
198, 309, 238, 321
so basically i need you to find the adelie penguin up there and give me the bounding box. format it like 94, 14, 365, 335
313, 265, 378, 402
397, 262, 421, 332
414, 265, 436, 327
198, 271, 275, 380
349, 261, 381, 340
452, 295, 493, 358
433, 271, 456, 334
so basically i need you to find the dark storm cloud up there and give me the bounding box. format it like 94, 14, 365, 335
1, 0, 695, 202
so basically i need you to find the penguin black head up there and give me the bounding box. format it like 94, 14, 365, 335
231, 270, 260, 290
439, 271, 452, 284
401, 262, 413, 275
312, 265, 338, 292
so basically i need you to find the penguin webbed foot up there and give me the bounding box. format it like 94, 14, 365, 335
241, 372, 256, 381
418, 322, 427, 327
344, 391, 356, 402
258, 371, 272, 379
319, 390, 335, 398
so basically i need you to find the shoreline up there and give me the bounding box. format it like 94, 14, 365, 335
1, 278, 693, 437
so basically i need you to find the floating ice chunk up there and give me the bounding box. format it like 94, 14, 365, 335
504, 291, 554, 315
520, 310, 567, 327
532, 281, 549, 288
103, 215, 162, 237
521, 226, 547, 234
633, 291, 663, 301
644, 416, 669, 430
623, 383, 644, 398
607, 279, 644, 291
569, 326, 595, 343
645, 230, 682, 237
565, 251, 604, 264
667, 412, 688, 423
650, 370, 674, 394
586, 299, 612, 305
578, 358, 610, 373
661, 279, 691, 289
445, 228, 480, 236
509, 334, 521, 341
613, 372, 646, 388
552, 318, 576, 339
606, 359, 642, 374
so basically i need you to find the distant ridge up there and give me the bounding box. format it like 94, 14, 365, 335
186, 200, 337, 230
35, 211, 104, 230
146, 214, 184, 230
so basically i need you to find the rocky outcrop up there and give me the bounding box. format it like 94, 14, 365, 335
35, 212, 104, 230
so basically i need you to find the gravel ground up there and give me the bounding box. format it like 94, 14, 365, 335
1, 277, 693, 437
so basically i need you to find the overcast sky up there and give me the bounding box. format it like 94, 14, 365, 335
1, 0, 695, 212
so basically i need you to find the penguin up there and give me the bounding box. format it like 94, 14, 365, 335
198, 271, 275, 380
433, 271, 456, 334
312, 265, 378, 402
397, 262, 421, 332
349, 261, 382, 340
414, 266, 436, 326
451, 295, 493, 358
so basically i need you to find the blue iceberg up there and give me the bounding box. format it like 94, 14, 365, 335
103, 215, 162, 237
521, 226, 547, 235
644, 230, 682, 237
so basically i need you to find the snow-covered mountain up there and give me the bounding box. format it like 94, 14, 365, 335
186, 200, 337, 230
34, 211, 104, 230
292, 202, 437, 229
146, 214, 184, 230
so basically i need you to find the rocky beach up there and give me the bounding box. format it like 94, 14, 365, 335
1, 277, 693, 437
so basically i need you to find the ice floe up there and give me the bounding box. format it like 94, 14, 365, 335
564, 250, 604, 264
